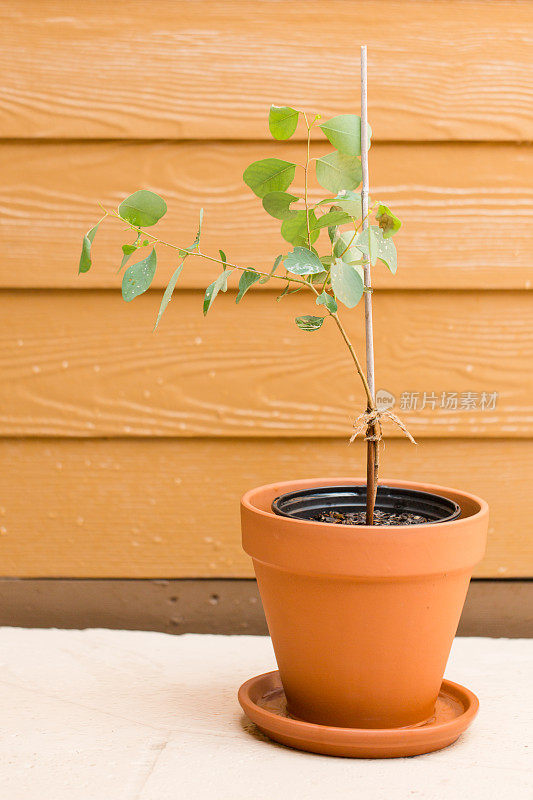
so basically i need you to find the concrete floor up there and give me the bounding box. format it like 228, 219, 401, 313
0, 629, 531, 798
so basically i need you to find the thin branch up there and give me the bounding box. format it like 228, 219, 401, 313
331, 313, 374, 409
106, 209, 312, 287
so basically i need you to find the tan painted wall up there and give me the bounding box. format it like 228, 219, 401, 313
1, 1, 531, 577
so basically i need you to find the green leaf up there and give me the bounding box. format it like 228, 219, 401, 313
119, 243, 138, 272
330, 258, 364, 308
333, 231, 364, 265
179, 208, 204, 257
328, 224, 338, 244
284, 246, 324, 276
280, 210, 320, 246
262, 191, 298, 220
196, 207, 204, 239
376, 204, 401, 238
310, 271, 329, 284
315, 152, 362, 194
377, 235, 397, 274
243, 158, 296, 199
122, 248, 157, 302
354, 228, 380, 266
316, 191, 361, 217
268, 105, 299, 140
316, 291, 337, 313
203, 269, 234, 316
318, 190, 362, 219
310, 209, 351, 230
295, 315, 325, 332
259, 254, 283, 284
154, 261, 185, 330
319, 115, 371, 156
371, 226, 398, 274
236, 269, 261, 303
118, 190, 167, 227
219, 249, 227, 268
78, 223, 100, 274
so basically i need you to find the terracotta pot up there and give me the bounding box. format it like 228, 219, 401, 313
241, 477, 488, 729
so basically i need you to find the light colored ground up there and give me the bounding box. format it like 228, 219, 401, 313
0, 629, 530, 799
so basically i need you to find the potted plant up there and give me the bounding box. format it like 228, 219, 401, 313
79, 48, 488, 757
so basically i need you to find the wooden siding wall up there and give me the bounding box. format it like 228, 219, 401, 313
1, 1, 532, 578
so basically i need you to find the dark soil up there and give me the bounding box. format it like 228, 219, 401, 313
312, 509, 429, 526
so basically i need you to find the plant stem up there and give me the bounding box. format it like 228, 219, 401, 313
361, 44, 378, 524
303, 113, 312, 248
331, 312, 374, 409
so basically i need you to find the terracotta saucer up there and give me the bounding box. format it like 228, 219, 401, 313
238, 670, 479, 758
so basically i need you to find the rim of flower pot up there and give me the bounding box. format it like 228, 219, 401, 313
271, 484, 461, 525
242, 477, 486, 530
241, 477, 489, 578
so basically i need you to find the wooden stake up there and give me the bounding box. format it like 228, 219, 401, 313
360, 45, 378, 524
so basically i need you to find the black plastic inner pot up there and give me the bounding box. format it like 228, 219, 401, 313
272, 485, 461, 525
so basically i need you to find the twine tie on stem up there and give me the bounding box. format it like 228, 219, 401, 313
350, 409, 417, 445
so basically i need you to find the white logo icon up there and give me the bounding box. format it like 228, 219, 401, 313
376, 389, 396, 411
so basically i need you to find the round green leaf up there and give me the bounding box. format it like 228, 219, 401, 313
316, 152, 362, 195
330, 258, 364, 308
236, 269, 261, 303
118, 190, 167, 227
319, 115, 372, 156
284, 246, 324, 275
316, 291, 338, 313
318, 190, 362, 219
262, 191, 298, 220
269, 105, 299, 140
310, 210, 351, 230
122, 248, 157, 302
295, 315, 325, 332
370, 226, 398, 274
280, 210, 320, 246
243, 159, 296, 199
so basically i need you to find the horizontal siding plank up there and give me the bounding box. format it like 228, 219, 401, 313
1, 1, 532, 141
2, 290, 531, 438
0, 438, 531, 577
2, 141, 532, 290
